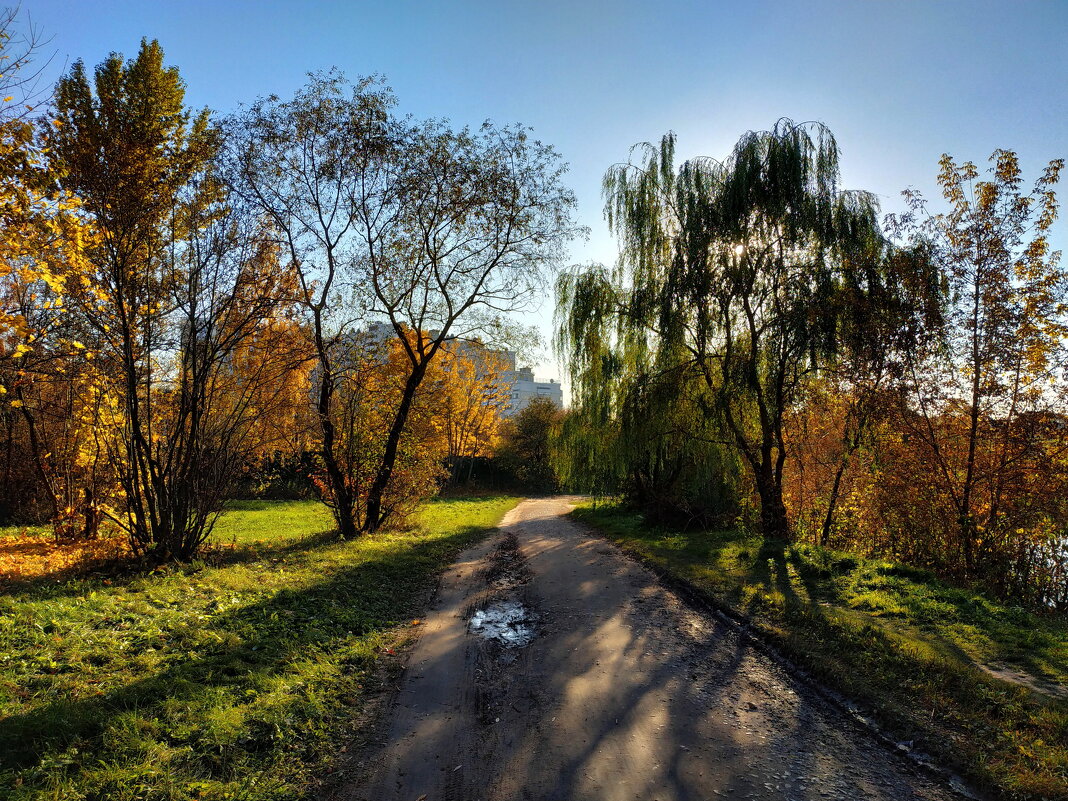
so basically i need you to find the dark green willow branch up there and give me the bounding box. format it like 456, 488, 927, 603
556, 119, 940, 538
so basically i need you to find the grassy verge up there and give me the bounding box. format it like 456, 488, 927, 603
0, 496, 519, 801
572, 502, 1068, 801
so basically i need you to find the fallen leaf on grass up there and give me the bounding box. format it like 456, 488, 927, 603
0, 533, 129, 581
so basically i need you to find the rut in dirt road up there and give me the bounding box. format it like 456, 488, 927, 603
340, 497, 965, 801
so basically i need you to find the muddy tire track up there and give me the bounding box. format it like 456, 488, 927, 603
467, 531, 539, 727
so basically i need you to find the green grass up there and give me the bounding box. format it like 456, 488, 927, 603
572, 502, 1068, 801
212, 500, 337, 545
0, 496, 519, 801
0, 523, 52, 540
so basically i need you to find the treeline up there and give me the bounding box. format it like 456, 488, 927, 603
0, 30, 578, 558
555, 121, 1068, 609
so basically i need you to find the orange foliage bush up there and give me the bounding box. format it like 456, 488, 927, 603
313, 330, 450, 530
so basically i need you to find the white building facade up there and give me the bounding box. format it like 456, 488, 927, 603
354, 323, 563, 417
501, 356, 563, 417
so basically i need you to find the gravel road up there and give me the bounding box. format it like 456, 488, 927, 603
341, 497, 961, 801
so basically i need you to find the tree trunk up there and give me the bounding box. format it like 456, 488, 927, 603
1, 412, 14, 522
309, 302, 358, 540
318, 372, 358, 540
960, 265, 984, 577
364, 361, 428, 532
755, 466, 790, 541
820, 459, 849, 547
16, 385, 60, 525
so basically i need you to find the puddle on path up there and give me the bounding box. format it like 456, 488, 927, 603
469, 600, 536, 647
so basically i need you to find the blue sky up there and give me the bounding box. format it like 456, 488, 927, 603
19, 0, 1068, 377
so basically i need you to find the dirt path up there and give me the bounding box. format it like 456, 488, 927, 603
339, 497, 962, 801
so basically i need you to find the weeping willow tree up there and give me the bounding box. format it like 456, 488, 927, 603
552, 271, 743, 527
558, 120, 895, 540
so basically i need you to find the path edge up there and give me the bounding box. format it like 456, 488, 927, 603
315, 524, 510, 801
569, 509, 990, 801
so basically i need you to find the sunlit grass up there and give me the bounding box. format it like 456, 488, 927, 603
572, 502, 1068, 801
0, 496, 519, 801
0, 522, 52, 540
213, 499, 336, 545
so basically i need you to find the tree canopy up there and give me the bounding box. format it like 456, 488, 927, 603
558, 120, 933, 539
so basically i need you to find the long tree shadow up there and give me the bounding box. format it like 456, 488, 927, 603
1, 524, 491, 779
355, 512, 936, 801
745, 540, 811, 606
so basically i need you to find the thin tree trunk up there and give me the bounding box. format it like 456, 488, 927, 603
960, 269, 984, 576
1, 412, 14, 522
820, 460, 848, 547
364, 360, 429, 532
15, 385, 60, 525
820, 403, 868, 547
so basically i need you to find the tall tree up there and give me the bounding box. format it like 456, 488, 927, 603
230, 77, 580, 534
49, 40, 294, 559
560, 120, 906, 540
359, 119, 580, 530
225, 73, 394, 540
887, 150, 1066, 584
0, 8, 97, 528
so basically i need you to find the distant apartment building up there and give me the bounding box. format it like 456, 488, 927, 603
357, 322, 562, 416
500, 353, 563, 417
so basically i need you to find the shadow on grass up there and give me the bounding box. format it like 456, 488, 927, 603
577, 505, 1066, 681
201, 528, 342, 565
0, 523, 493, 779
746, 541, 800, 599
